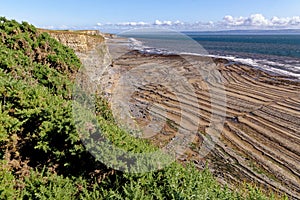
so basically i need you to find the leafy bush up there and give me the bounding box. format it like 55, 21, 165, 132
0, 17, 285, 200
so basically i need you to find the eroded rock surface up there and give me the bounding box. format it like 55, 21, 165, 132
45, 30, 300, 199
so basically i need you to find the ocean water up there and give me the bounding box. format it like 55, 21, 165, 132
123, 32, 300, 79
187, 33, 300, 78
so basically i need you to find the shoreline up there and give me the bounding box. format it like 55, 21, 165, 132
118, 35, 300, 81
102, 36, 300, 198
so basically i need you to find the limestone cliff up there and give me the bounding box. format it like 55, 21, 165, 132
40, 29, 104, 52
39, 29, 112, 81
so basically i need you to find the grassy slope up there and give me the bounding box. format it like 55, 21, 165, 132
0, 17, 286, 199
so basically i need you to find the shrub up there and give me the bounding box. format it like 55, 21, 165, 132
0, 17, 285, 200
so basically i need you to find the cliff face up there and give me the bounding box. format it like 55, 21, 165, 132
40, 29, 112, 82
45, 30, 104, 52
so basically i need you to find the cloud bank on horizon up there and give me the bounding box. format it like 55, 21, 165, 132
42, 14, 300, 31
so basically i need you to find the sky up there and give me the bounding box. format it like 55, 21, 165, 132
1, 0, 300, 32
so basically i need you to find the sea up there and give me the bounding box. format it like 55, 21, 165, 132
120, 31, 300, 80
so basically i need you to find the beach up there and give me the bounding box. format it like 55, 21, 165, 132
96, 36, 300, 198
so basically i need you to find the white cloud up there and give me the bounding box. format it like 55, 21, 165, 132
271, 16, 289, 25
163, 21, 172, 26
246, 14, 269, 26
290, 16, 300, 25
96, 21, 148, 27
153, 20, 162, 25
173, 20, 184, 25
223, 15, 245, 26
222, 14, 270, 26
116, 21, 148, 26
68, 14, 300, 32
222, 14, 300, 28
153, 20, 175, 26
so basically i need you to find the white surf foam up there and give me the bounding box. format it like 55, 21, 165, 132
128, 37, 300, 80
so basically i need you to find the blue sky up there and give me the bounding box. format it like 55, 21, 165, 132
1, 0, 300, 31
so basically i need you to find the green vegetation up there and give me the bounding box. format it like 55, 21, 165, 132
0, 17, 287, 199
